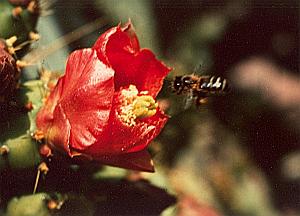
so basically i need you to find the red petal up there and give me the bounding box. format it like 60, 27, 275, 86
125, 109, 168, 153
93, 22, 140, 66
46, 103, 71, 155
121, 21, 140, 52
37, 48, 115, 154
108, 49, 171, 98
36, 77, 64, 133
85, 91, 168, 156
95, 150, 155, 172
61, 49, 115, 152
93, 23, 171, 97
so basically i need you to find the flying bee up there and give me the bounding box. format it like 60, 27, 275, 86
172, 74, 230, 109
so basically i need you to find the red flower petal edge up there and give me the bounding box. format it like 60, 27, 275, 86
95, 150, 155, 172
93, 21, 171, 98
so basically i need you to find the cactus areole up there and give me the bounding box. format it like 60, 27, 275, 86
36, 22, 171, 172
0, 0, 40, 57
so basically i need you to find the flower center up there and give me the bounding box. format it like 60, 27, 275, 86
118, 85, 158, 126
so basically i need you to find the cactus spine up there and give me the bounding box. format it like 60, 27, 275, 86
0, 0, 40, 57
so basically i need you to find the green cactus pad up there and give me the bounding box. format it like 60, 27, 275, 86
6, 193, 51, 216
0, 0, 39, 56
0, 80, 44, 170
0, 135, 40, 170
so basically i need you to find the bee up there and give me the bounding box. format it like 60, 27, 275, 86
172, 74, 230, 109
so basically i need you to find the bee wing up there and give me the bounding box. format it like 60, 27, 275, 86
193, 64, 202, 74
183, 89, 195, 110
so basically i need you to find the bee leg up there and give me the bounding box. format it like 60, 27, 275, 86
183, 90, 194, 110
199, 97, 208, 104
195, 96, 208, 108
177, 87, 185, 95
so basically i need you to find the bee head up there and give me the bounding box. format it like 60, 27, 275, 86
172, 76, 183, 92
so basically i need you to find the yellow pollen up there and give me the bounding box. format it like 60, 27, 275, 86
132, 95, 158, 118
118, 85, 158, 126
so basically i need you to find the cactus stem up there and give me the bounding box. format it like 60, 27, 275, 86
0, 145, 10, 155
12, 6, 23, 17
33, 162, 49, 194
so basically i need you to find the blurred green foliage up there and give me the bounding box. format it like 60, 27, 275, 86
6, 193, 50, 216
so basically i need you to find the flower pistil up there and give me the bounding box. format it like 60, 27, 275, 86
118, 85, 158, 126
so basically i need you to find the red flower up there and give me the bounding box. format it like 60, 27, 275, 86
36, 22, 171, 172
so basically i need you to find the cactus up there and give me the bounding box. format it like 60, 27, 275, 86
0, 45, 19, 105
0, 80, 44, 170
6, 193, 51, 216
0, 42, 24, 120
0, 135, 40, 170
0, 0, 40, 57
0, 46, 42, 171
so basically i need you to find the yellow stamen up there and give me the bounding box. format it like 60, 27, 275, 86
133, 95, 158, 118
118, 85, 158, 127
